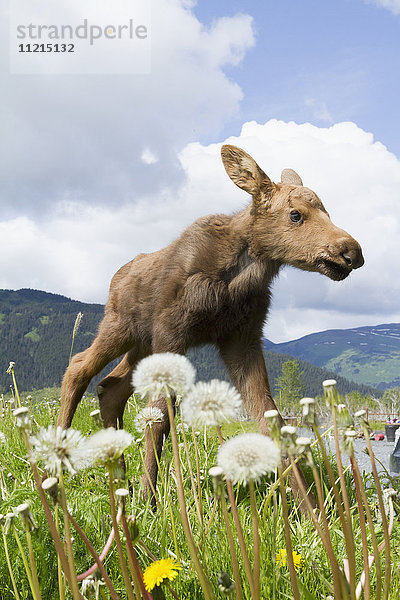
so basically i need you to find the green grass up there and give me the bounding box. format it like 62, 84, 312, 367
1, 391, 400, 599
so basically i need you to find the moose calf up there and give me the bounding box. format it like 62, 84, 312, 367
58, 145, 364, 502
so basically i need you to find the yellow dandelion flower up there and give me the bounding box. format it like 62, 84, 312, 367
143, 558, 182, 592
276, 548, 303, 571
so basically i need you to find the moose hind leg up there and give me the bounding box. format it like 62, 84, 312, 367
58, 317, 133, 429
97, 345, 151, 429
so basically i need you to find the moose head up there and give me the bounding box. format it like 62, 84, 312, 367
221, 144, 364, 281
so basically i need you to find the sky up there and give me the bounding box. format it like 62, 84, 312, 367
1, 0, 400, 342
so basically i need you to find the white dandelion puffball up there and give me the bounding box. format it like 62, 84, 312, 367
181, 379, 242, 427
86, 428, 133, 465
29, 426, 90, 476
134, 406, 164, 433
217, 433, 280, 485
132, 353, 196, 398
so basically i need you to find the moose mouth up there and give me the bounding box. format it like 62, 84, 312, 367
318, 258, 351, 281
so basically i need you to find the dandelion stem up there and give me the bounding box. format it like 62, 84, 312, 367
32, 467, 75, 594
58, 470, 82, 600
218, 491, 244, 599
216, 425, 255, 598
10, 369, 21, 409
148, 427, 180, 559
278, 467, 300, 600
108, 473, 137, 600
2, 527, 21, 600
20, 429, 77, 597
261, 426, 334, 516
312, 425, 354, 565
289, 458, 349, 598
67, 509, 121, 600
165, 394, 214, 600
121, 513, 153, 600
349, 456, 371, 600
55, 509, 65, 600
25, 524, 43, 600
248, 479, 261, 600
332, 410, 356, 599
364, 430, 391, 599
180, 417, 203, 526
308, 454, 348, 597
13, 525, 37, 599
191, 426, 203, 522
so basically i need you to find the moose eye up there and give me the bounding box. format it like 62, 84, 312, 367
290, 210, 302, 223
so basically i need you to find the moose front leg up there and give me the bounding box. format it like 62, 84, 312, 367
218, 335, 315, 512
218, 336, 284, 431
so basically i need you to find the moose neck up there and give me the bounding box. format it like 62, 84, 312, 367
227, 205, 282, 287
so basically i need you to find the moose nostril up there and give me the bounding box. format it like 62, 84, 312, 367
341, 247, 364, 269
342, 252, 353, 267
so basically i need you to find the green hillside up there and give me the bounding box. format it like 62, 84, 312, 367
0, 288, 380, 398
264, 324, 400, 390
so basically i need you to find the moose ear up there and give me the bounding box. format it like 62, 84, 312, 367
281, 168, 303, 186
221, 145, 272, 197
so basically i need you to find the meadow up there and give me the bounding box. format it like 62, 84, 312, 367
0, 362, 399, 600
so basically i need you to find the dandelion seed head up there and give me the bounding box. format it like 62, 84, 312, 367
383, 488, 397, 499
209, 465, 224, 496
42, 477, 59, 503
181, 379, 241, 427
13, 406, 31, 430
16, 502, 37, 531
115, 487, 129, 509
299, 397, 315, 406
345, 429, 356, 438
4, 513, 16, 535
296, 436, 312, 447
323, 379, 337, 388
281, 425, 297, 436
134, 406, 164, 433
354, 409, 367, 418
336, 404, 353, 429
30, 425, 89, 476
86, 427, 133, 465
132, 353, 195, 398
217, 433, 280, 485
6, 361, 15, 374
264, 409, 279, 419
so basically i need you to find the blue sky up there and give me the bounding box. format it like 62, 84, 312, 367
194, 0, 400, 156
1, 0, 399, 342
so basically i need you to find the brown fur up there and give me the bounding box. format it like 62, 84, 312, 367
58, 145, 364, 504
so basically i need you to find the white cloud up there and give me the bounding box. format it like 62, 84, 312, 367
368, 0, 400, 15
2, 118, 400, 343
0, 0, 254, 217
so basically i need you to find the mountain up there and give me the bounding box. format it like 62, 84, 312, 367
0, 288, 380, 398
263, 324, 400, 390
